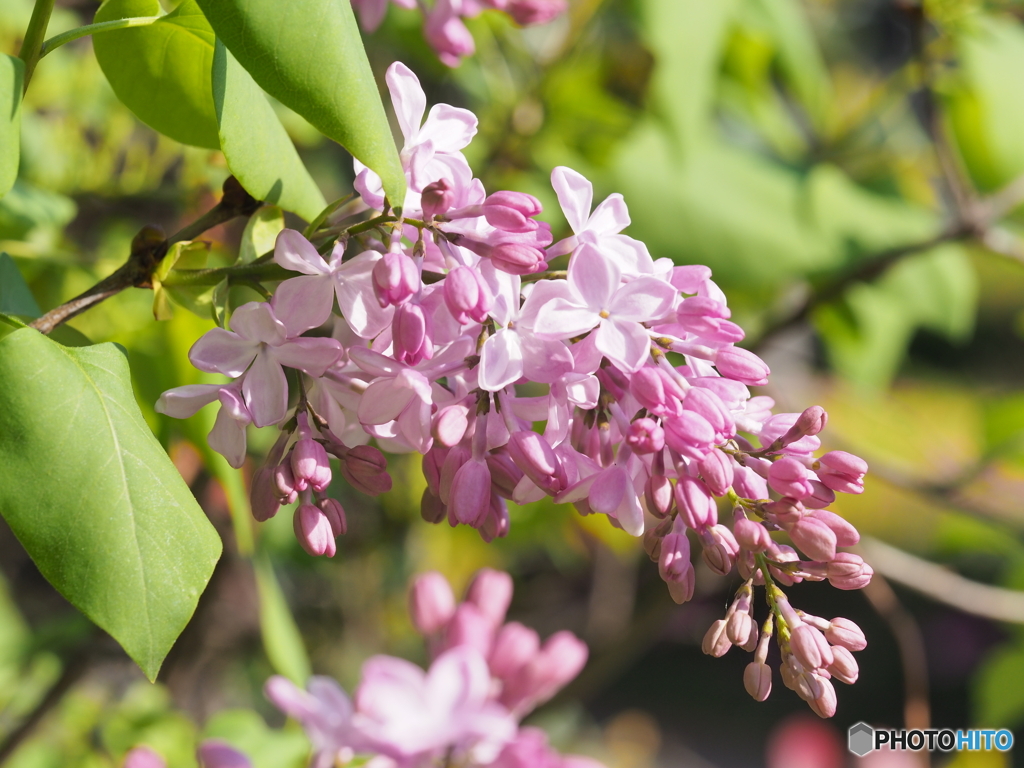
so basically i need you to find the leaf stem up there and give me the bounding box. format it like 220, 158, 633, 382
16, 0, 54, 91
39, 16, 161, 58
161, 262, 292, 289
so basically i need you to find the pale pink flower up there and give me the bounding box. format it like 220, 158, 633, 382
155, 379, 251, 468
265, 675, 361, 768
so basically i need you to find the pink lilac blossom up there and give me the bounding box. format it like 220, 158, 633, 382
350, 0, 567, 67
161, 60, 873, 718
264, 569, 602, 768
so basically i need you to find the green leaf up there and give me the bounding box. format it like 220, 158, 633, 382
239, 206, 285, 264
254, 555, 311, 685
195, 0, 406, 207
92, 0, 220, 149
974, 641, 1024, 727
203, 709, 309, 768
0, 55, 23, 198
213, 44, 326, 222
0, 329, 222, 680
0, 252, 40, 318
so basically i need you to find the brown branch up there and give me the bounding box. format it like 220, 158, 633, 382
28, 177, 260, 335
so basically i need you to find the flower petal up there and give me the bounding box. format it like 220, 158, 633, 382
608, 275, 677, 322
243, 351, 289, 427
521, 335, 573, 384
417, 104, 478, 154
272, 274, 336, 337
335, 252, 395, 339
478, 328, 524, 392
550, 166, 593, 234
568, 244, 619, 310
594, 318, 651, 372
270, 337, 343, 377
208, 403, 248, 468
155, 384, 223, 418
189, 328, 256, 377
358, 378, 416, 425
385, 62, 427, 144
602, 234, 655, 276
274, 229, 330, 275
532, 298, 599, 340
587, 193, 630, 235
230, 302, 288, 344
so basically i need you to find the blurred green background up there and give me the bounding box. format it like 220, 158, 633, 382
6, 0, 1024, 766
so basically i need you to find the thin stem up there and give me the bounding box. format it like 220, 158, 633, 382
162, 262, 291, 289
17, 0, 54, 90
39, 17, 161, 58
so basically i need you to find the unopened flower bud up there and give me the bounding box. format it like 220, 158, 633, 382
816, 450, 868, 494
825, 617, 867, 651
340, 444, 392, 495
449, 458, 492, 526
274, 460, 298, 504
699, 524, 739, 576
789, 624, 833, 671
489, 243, 547, 275
489, 621, 540, 680
786, 516, 838, 562
433, 404, 471, 447
644, 474, 674, 518
393, 302, 433, 366
807, 675, 837, 718
827, 645, 859, 684
826, 553, 873, 590
714, 346, 769, 386
444, 266, 493, 325
482, 191, 542, 232
372, 251, 419, 308
250, 466, 281, 522
421, 178, 454, 218
732, 509, 770, 552
317, 497, 347, 536
409, 571, 456, 635
293, 503, 336, 557
701, 619, 732, 657
675, 476, 716, 529
781, 406, 827, 444
699, 448, 734, 496
420, 488, 447, 524
743, 662, 772, 701
764, 496, 805, 524
626, 418, 664, 454
291, 437, 332, 493
506, 0, 566, 26
768, 457, 813, 499
465, 568, 514, 627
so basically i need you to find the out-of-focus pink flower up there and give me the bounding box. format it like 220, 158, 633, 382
197, 741, 253, 768
265, 675, 360, 768
765, 715, 844, 768
410, 571, 457, 635
123, 747, 165, 768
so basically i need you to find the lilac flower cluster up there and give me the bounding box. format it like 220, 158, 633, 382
350, 0, 566, 67
157, 61, 874, 717
265, 569, 603, 768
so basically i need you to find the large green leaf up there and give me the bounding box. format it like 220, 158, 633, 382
0, 329, 222, 680
0, 252, 40, 317
254, 555, 311, 685
0, 55, 23, 198
195, 0, 406, 207
213, 43, 326, 222
93, 0, 220, 149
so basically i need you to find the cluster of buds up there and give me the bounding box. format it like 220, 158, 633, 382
350, 0, 566, 67
158, 61, 874, 716
264, 569, 603, 768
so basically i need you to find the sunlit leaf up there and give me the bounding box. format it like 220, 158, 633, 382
0, 55, 23, 198
213, 44, 326, 222
93, 0, 220, 149
195, 0, 406, 206
239, 206, 285, 264
0, 329, 222, 680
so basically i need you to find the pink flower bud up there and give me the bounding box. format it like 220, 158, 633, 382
670, 264, 713, 293
317, 497, 347, 536
827, 645, 859, 684
663, 411, 716, 460
629, 366, 684, 416
293, 503, 336, 557
782, 406, 828, 444
421, 488, 447, 523
444, 266, 493, 325
273, 460, 298, 504
450, 458, 492, 526
825, 617, 866, 651
808, 509, 859, 547
433, 404, 471, 447
765, 496, 805, 524
625, 418, 664, 454
424, 2, 475, 67
787, 516, 838, 562
666, 571, 695, 605
291, 437, 332, 493
439, 445, 470, 504
658, 531, 692, 583
807, 675, 837, 718
768, 457, 813, 500
506, 0, 566, 25
732, 509, 771, 552
817, 450, 868, 494
250, 466, 280, 522
482, 191, 542, 232
409, 571, 457, 635
423, 447, 448, 496
789, 624, 833, 671
743, 662, 772, 701
803, 480, 835, 509
507, 431, 564, 494
465, 568, 514, 627
421, 178, 454, 218
826, 553, 873, 589
372, 251, 419, 308
699, 524, 739, 576
197, 741, 252, 768
486, 452, 523, 498
674, 476, 716, 529
393, 302, 433, 366
714, 346, 770, 386
701, 619, 732, 657
733, 464, 768, 500
442, 602, 495, 657
699, 448, 734, 496
489, 243, 547, 275
644, 474, 674, 518
683, 384, 734, 440
340, 445, 392, 495
727, 608, 753, 647
489, 621, 540, 680
124, 747, 166, 768
501, 631, 588, 712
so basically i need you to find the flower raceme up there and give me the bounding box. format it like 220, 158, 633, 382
159, 61, 873, 718
264, 569, 603, 768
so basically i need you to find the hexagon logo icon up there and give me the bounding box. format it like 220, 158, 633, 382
848, 722, 875, 757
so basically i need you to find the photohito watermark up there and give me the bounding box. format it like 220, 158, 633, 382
848, 722, 1014, 757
